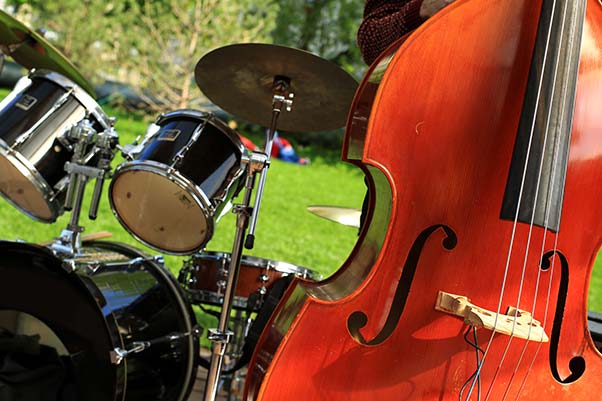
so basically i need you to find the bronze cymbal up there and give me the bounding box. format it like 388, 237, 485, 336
195, 43, 358, 132
307, 206, 361, 228
0, 10, 94, 95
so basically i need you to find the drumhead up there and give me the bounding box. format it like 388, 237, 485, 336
109, 163, 212, 255
0, 241, 198, 401
0, 142, 58, 221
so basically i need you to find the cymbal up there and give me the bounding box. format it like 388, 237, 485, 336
0, 10, 94, 96
307, 206, 361, 228
195, 43, 358, 132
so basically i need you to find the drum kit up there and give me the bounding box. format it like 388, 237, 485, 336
0, 10, 357, 401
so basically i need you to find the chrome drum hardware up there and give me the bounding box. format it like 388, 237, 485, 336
110, 110, 246, 255
0, 70, 110, 222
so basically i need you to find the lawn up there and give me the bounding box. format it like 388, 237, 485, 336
1, 86, 602, 317
0, 91, 366, 278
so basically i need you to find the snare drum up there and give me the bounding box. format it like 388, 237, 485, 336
0, 240, 198, 401
0, 70, 110, 222
180, 251, 320, 310
109, 110, 246, 255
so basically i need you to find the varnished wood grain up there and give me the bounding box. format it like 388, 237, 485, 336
245, 0, 602, 400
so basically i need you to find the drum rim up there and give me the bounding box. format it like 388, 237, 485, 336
0, 241, 125, 400
156, 109, 246, 155
109, 160, 215, 255
82, 240, 199, 401
193, 250, 319, 279
29, 69, 111, 130
0, 139, 62, 222
190, 290, 250, 309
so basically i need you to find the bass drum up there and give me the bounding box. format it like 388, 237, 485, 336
0, 241, 198, 401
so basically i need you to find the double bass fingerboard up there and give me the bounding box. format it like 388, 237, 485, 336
501, 0, 586, 232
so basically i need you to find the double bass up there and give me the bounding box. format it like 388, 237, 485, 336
246, 0, 602, 400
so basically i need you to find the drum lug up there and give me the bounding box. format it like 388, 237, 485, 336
172, 153, 185, 169
178, 259, 198, 288
219, 256, 230, 277
111, 341, 149, 365
217, 280, 227, 294
170, 120, 208, 169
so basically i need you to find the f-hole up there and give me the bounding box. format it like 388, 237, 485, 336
347, 224, 457, 346
542, 250, 586, 383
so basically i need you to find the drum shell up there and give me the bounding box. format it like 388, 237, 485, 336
183, 252, 320, 310
0, 70, 109, 222
0, 241, 198, 401
109, 110, 246, 255
134, 112, 244, 202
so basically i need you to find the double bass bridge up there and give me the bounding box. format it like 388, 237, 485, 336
435, 291, 549, 342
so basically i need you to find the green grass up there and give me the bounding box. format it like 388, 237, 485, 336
0, 89, 365, 279
1, 87, 602, 317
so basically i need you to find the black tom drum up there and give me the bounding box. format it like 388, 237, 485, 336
109, 110, 246, 255
0, 70, 110, 222
0, 241, 198, 401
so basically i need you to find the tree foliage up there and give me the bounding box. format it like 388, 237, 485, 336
113, 0, 277, 111
271, 0, 365, 79
7, 0, 126, 85
7, 0, 277, 111
5, 1, 365, 111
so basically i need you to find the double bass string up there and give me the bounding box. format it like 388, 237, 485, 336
463, 0, 562, 399
512, 1, 585, 398
486, 0, 572, 398
513, 238, 560, 400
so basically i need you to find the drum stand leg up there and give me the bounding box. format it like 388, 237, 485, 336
203, 88, 293, 401
203, 166, 256, 401
50, 119, 118, 263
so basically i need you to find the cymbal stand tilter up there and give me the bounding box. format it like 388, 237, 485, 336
50, 117, 118, 265
203, 77, 294, 401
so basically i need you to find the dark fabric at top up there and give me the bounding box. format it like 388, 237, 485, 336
357, 0, 425, 65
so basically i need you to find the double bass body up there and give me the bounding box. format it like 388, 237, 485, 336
245, 0, 602, 400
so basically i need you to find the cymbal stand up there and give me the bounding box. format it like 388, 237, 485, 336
203, 78, 293, 401
51, 118, 118, 265
245, 78, 294, 249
